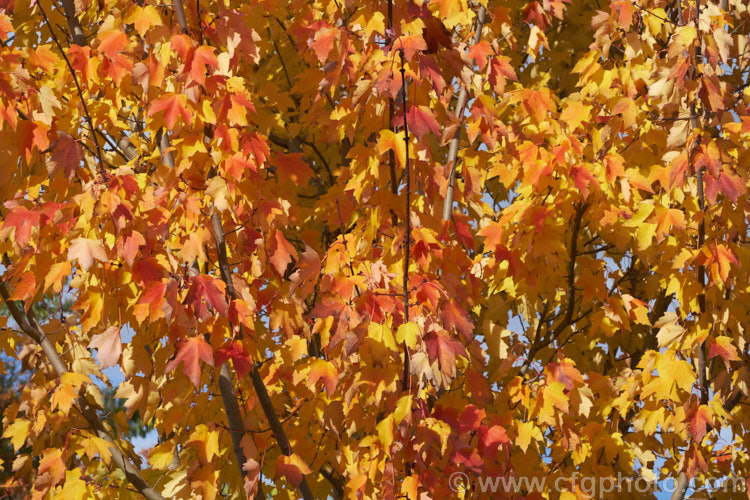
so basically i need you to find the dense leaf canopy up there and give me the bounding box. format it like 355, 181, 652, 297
1, 0, 750, 499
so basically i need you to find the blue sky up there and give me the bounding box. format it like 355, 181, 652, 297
101, 326, 159, 458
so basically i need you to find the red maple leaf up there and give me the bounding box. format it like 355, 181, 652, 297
215, 341, 252, 378
458, 405, 485, 434
397, 105, 440, 140
116, 230, 146, 267
190, 46, 219, 84
47, 133, 83, 179
132, 257, 165, 284
685, 444, 708, 479
165, 336, 215, 388
275, 153, 313, 184
135, 280, 167, 323
707, 336, 740, 363
268, 229, 298, 275
477, 424, 509, 456
148, 93, 192, 130
441, 300, 474, 340
422, 17, 452, 53
570, 165, 595, 197
184, 274, 228, 320
424, 330, 467, 373
468, 41, 493, 71
309, 27, 337, 63
685, 405, 712, 442
396, 34, 427, 61
97, 30, 129, 60
98, 30, 133, 84
703, 169, 745, 204
418, 55, 446, 94
4, 206, 40, 249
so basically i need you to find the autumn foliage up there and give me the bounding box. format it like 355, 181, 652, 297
1, 0, 750, 498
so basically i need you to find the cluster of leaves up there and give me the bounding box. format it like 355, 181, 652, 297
1, 0, 750, 499
0, 297, 147, 496
0, 354, 27, 488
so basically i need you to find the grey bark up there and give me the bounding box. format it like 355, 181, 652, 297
441, 5, 487, 221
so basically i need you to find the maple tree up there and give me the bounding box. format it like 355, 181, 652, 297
2, 0, 750, 498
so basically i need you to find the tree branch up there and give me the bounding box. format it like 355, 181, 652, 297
672, 3, 707, 497
38, 2, 106, 178
173, 0, 189, 32
0, 280, 166, 500
552, 202, 588, 336
210, 212, 315, 500
387, 0, 399, 200
58, 0, 87, 46
441, 5, 487, 221
519, 203, 587, 377
399, 49, 412, 393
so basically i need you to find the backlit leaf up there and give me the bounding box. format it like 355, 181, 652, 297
165, 337, 215, 388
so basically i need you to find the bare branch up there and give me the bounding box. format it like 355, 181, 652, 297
672, 3, 707, 498
519, 203, 587, 377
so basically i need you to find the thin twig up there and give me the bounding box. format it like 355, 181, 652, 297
633, 2, 679, 26
387, 0, 398, 201
398, 49, 413, 393
300, 138, 335, 185
37, 2, 107, 178
335, 199, 361, 298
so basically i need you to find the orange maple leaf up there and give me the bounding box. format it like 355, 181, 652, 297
165, 337, 215, 388
268, 230, 298, 275
148, 93, 192, 130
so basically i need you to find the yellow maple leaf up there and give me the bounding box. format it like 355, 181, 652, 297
186, 424, 220, 464
515, 421, 542, 453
